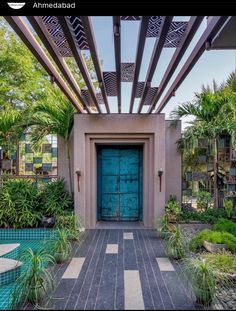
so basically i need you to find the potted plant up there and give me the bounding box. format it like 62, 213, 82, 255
50, 229, 72, 263
185, 258, 216, 306
166, 225, 187, 259
12, 247, 54, 307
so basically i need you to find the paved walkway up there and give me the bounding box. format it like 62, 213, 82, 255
39, 229, 196, 310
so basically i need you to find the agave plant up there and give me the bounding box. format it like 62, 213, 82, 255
12, 247, 55, 308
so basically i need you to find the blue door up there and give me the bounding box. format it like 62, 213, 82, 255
97, 146, 143, 221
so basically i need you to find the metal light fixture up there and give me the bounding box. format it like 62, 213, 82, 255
158, 168, 163, 192
205, 41, 211, 51
76, 170, 81, 192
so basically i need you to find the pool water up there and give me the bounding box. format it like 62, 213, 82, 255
0, 230, 57, 310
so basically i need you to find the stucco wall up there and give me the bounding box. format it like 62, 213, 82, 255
57, 114, 181, 228
165, 120, 182, 203
57, 128, 74, 192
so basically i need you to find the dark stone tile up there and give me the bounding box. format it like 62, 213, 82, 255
162, 271, 196, 310
124, 238, 138, 270
114, 230, 124, 310
74, 230, 108, 310
83, 230, 110, 310
133, 230, 155, 310
95, 254, 117, 310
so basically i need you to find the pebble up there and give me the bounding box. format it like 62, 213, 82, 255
178, 223, 236, 310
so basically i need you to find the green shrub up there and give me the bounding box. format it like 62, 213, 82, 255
201, 250, 236, 274
157, 215, 175, 239
165, 195, 181, 221
49, 229, 72, 263
213, 218, 236, 237
55, 211, 82, 241
189, 229, 236, 252
0, 179, 41, 228
179, 208, 229, 224
223, 199, 234, 218
196, 191, 211, 210
39, 178, 73, 217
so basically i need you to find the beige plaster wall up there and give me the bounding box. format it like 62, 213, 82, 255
165, 120, 182, 203
57, 114, 181, 228
57, 128, 74, 192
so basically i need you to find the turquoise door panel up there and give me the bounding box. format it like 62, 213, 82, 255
97, 146, 142, 221
102, 176, 119, 193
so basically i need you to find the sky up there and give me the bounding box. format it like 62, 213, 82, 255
90, 16, 236, 129
23, 16, 236, 130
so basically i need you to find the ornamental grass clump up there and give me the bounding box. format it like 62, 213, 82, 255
12, 247, 55, 308
184, 257, 216, 306
166, 225, 187, 259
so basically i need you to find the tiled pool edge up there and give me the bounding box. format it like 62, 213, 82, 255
0, 228, 58, 240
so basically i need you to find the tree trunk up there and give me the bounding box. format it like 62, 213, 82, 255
65, 140, 72, 195
213, 137, 219, 208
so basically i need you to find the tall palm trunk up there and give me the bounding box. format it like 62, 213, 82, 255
65, 140, 72, 195
213, 137, 219, 208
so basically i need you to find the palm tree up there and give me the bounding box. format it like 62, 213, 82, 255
25, 88, 75, 194
171, 80, 234, 208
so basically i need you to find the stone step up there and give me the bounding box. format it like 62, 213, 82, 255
0, 258, 22, 286
0, 243, 20, 259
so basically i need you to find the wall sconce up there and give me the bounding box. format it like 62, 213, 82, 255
158, 168, 163, 192
76, 170, 81, 192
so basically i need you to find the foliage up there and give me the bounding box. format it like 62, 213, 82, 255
166, 225, 187, 259
213, 218, 236, 237
12, 247, 54, 307
189, 229, 236, 252
0, 179, 41, 228
165, 195, 181, 222
223, 199, 234, 218
55, 211, 81, 241
184, 257, 216, 305
49, 229, 72, 263
196, 191, 211, 210
179, 207, 229, 224
39, 178, 73, 217
157, 215, 175, 239
201, 250, 236, 274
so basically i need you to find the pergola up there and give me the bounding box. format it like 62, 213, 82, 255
4, 16, 232, 114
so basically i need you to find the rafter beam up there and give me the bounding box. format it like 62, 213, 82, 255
113, 16, 121, 113
137, 16, 173, 113
4, 16, 84, 113
80, 16, 110, 113
155, 16, 228, 113
148, 16, 204, 114
27, 16, 91, 114
58, 16, 102, 113
129, 16, 150, 113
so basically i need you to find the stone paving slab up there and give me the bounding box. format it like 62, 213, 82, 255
50, 229, 195, 310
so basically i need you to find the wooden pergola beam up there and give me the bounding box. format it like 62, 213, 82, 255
58, 16, 102, 113
155, 16, 228, 113
147, 16, 204, 113
4, 16, 85, 113
129, 16, 150, 113
80, 16, 110, 113
137, 16, 173, 113
113, 16, 121, 113
27, 16, 91, 113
